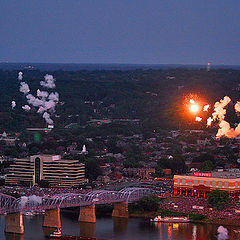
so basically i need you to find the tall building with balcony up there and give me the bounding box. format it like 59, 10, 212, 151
6, 155, 86, 188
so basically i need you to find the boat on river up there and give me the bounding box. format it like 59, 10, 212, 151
48, 228, 62, 238
150, 216, 190, 223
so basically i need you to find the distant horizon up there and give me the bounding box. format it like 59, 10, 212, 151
1, 61, 240, 66
1, 61, 240, 71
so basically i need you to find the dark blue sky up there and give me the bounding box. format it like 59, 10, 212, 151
1, 0, 239, 65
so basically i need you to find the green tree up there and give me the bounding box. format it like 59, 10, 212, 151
0, 179, 5, 186
136, 195, 160, 212
208, 189, 229, 209
201, 160, 214, 171
85, 159, 102, 182
153, 166, 164, 178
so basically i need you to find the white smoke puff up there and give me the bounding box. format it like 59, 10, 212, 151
45, 100, 57, 111
19, 82, 30, 94
48, 92, 59, 102
40, 74, 56, 88
18, 72, 23, 81
217, 120, 240, 139
26, 94, 43, 107
37, 106, 45, 113
37, 100, 56, 114
28, 195, 42, 205
37, 89, 49, 99
212, 96, 231, 121
20, 196, 28, 208
22, 105, 31, 111
235, 101, 240, 112
11, 101, 16, 109
43, 112, 53, 124
217, 226, 229, 240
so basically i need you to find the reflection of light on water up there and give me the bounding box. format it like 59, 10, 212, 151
159, 223, 163, 240
173, 223, 179, 230
192, 225, 197, 240
168, 225, 172, 240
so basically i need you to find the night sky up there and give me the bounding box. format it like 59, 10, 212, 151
1, 0, 239, 65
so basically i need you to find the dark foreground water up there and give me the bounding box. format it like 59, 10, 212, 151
0, 213, 238, 240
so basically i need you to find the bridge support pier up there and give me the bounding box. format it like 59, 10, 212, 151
112, 202, 128, 218
78, 205, 96, 223
43, 208, 61, 228
5, 212, 24, 234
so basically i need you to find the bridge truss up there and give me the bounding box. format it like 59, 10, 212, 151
0, 187, 158, 214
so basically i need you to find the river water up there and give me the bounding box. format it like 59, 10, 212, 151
0, 213, 238, 240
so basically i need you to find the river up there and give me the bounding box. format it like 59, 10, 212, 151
0, 213, 238, 240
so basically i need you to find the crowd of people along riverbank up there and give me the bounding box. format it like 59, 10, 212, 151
130, 196, 240, 227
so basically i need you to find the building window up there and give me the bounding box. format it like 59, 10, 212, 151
194, 180, 198, 185
212, 181, 216, 187
177, 178, 180, 184
224, 182, 229, 188
187, 181, 192, 185
206, 181, 210, 186
200, 180, 204, 185
235, 181, 238, 188
218, 181, 222, 188
35, 157, 41, 184
182, 179, 186, 185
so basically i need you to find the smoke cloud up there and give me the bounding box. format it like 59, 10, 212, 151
22, 105, 31, 111
207, 96, 240, 138
18, 72, 23, 81
43, 112, 53, 124
48, 92, 59, 102
217, 226, 229, 240
19, 82, 30, 94
20, 196, 28, 208
28, 195, 42, 204
37, 89, 49, 99
26, 94, 43, 107
19, 195, 42, 208
40, 74, 56, 89
18, 73, 59, 125
11, 101, 16, 109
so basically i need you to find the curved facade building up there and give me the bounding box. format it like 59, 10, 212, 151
6, 155, 86, 188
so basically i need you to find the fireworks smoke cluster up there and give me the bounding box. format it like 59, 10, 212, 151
207, 96, 240, 138
18, 72, 59, 125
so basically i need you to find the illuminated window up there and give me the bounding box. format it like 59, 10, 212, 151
235, 181, 238, 187
224, 182, 229, 188
200, 180, 204, 185
218, 181, 222, 187
177, 178, 180, 184
182, 179, 186, 184
212, 181, 216, 187
194, 180, 198, 185
206, 181, 210, 186
35, 157, 41, 184
187, 179, 192, 185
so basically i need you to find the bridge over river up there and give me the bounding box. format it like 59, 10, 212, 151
0, 187, 161, 235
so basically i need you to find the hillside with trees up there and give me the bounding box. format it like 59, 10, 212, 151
0, 68, 240, 133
